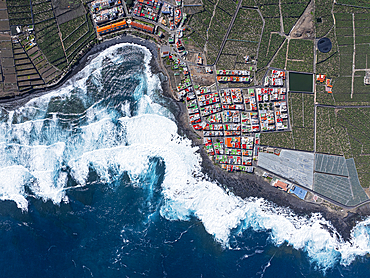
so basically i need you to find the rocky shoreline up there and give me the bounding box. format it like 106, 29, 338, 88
1, 34, 369, 241
148, 40, 370, 242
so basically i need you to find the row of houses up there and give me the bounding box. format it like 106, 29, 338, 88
96, 20, 128, 35
216, 70, 250, 76
96, 19, 155, 35
217, 76, 250, 83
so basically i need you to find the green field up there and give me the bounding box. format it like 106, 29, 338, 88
315, 0, 334, 38
289, 93, 314, 151
287, 39, 314, 73
270, 40, 287, 70
337, 108, 370, 187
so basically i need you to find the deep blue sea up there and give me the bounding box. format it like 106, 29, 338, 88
1, 43, 370, 277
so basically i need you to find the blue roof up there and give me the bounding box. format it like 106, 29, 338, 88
290, 186, 307, 200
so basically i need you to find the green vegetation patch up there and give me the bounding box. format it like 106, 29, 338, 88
337, 108, 370, 187
332, 77, 351, 102
257, 19, 285, 69
315, 0, 334, 38
259, 3, 280, 18
289, 93, 314, 151
336, 0, 370, 8
260, 131, 294, 149
228, 8, 262, 42
60, 15, 87, 39
270, 39, 287, 70
316, 107, 351, 156
339, 53, 353, 76
287, 39, 313, 73
355, 45, 370, 69
35, 17, 66, 68
281, 1, 310, 34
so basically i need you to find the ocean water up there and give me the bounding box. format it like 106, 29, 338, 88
0, 43, 370, 277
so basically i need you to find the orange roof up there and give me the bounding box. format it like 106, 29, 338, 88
97, 20, 127, 34
130, 21, 154, 33
274, 180, 288, 191
316, 74, 326, 82
326, 78, 332, 87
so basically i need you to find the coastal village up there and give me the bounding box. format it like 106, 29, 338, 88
2, 0, 369, 208
84, 0, 370, 207
86, 0, 312, 201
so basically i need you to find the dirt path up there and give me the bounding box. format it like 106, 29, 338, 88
279, 0, 284, 34
284, 38, 290, 70
351, 13, 356, 99
204, 0, 220, 53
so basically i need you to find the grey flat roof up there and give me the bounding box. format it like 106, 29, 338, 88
312, 156, 369, 206
314, 153, 349, 176
258, 149, 314, 189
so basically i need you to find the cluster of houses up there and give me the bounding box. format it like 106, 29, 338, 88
159, 1, 183, 30
90, 0, 125, 26
258, 70, 289, 131
264, 69, 285, 87
91, 0, 184, 37
316, 74, 332, 93
89, 0, 290, 175
175, 66, 289, 172
132, 0, 161, 22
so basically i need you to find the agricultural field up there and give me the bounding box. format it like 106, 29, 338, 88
316, 51, 340, 82
281, 0, 310, 34
6, 0, 32, 26
336, 0, 370, 8
217, 54, 236, 70
316, 107, 351, 156
217, 40, 258, 70
270, 40, 287, 70
257, 19, 285, 70
185, 0, 241, 65
258, 0, 280, 18
289, 92, 314, 151
228, 8, 263, 43
315, 0, 334, 38
336, 108, 370, 187
260, 131, 294, 149
35, 18, 67, 68
287, 39, 313, 73
206, 0, 239, 65
353, 72, 370, 99
33, 1, 54, 23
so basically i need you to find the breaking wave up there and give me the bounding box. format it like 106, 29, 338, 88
0, 43, 369, 271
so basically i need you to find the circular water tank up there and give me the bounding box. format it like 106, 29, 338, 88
318, 37, 332, 53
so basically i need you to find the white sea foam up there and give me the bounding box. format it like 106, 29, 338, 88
0, 43, 370, 271
0, 165, 31, 210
